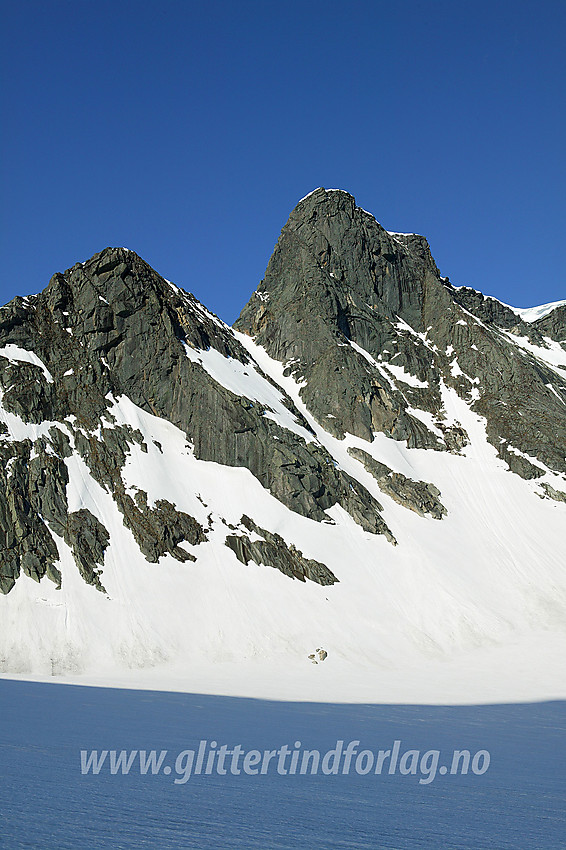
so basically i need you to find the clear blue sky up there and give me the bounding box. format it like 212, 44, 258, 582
1, 0, 564, 323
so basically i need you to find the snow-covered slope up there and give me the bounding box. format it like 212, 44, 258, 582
1, 192, 565, 703
512, 299, 566, 323
2, 332, 565, 702
482, 295, 566, 323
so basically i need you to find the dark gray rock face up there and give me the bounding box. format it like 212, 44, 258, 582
534, 304, 566, 346
68, 422, 207, 563
236, 189, 445, 448
0, 438, 62, 594
64, 510, 109, 591
225, 515, 337, 585
347, 447, 447, 519
497, 442, 544, 480
452, 287, 566, 349
0, 433, 109, 594
49, 248, 391, 540
442, 287, 566, 475
449, 286, 534, 336
126, 492, 207, 563
236, 188, 566, 477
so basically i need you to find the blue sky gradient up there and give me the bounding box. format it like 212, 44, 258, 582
1, 0, 564, 322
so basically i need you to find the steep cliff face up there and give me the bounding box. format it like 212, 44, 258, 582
0, 190, 565, 681
533, 303, 566, 342
236, 188, 566, 477
236, 189, 444, 448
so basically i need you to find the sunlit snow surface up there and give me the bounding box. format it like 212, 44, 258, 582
1, 331, 566, 700
0, 343, 54, 382
513, 299, 566, 323
0, 680, 564, 849
1, 288, 566, 845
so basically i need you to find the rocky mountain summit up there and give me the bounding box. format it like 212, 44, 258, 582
236, 189, 566, 476
1, 188, 565, 678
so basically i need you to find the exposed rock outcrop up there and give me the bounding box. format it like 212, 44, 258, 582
347, 447, 447, 519
225, 515, 338, 586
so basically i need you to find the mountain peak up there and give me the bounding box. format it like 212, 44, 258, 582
236, 186, 439, 353
290, 187, 377, 233
295, 186, 356, 207
291, 188, 423, 247
64, 246, 137, 275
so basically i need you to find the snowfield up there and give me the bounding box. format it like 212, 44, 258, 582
1, 679, 564, 849
1, 329, 565, 706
